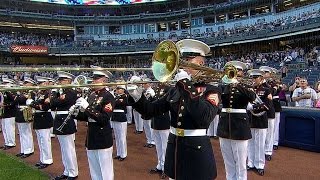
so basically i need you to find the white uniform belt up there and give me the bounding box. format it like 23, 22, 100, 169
35, 110, 46, 113
19, 106, 28, 109
88, 118, 96, 123
56, 111, 69, 115
221, 108, 247, 113
113, 109, 125, 113
170, 127, 207, 137
273, 96, 279, 99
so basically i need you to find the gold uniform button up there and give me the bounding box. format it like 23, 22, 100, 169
178, 113, 182, 117
170, 100, 173, 102
230, 96, 233, 98
231, 92, 234, 94
188, 86, 191, 89
230, 101, 233, 103
177, 122, 181, 126
180, 106, 184, 110
192, 92, 196, 95
183, 80, 186, 83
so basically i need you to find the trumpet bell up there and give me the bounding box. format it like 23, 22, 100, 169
73, 75, 88, 85
222, 64, 238, 84
152, 40, 179, 82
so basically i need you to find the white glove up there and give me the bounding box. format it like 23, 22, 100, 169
69, 105, 79, 116
174, 69, 191, 82
146, 89, 155, 97
247, 103, 253, 110
26, 99, 34, 106
75, 97, 89, 112
127, 85, 143, 102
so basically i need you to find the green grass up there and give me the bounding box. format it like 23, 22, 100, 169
0, 151, 49, 180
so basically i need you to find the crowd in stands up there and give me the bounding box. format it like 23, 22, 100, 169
0, 7, 319, 50
0, 32, 73, 48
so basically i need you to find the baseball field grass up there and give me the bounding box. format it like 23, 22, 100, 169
0, 151, 49, 180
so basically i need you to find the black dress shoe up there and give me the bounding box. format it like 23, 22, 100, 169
54, 174, 68, 180
247, 166, 255, 171
38, 163, 52, 169
160, 172, 167, 179
3, 145, 15, 150
118, 157, 126, 161
21, 152, 34, 159
256, 169, 265, 176
113, 156, 120, 160
135, 130, 143, 134
273, 145, 279, 150
147, 144, 155, 148
35, 162, 43, 167
16, 153, 24, 157
149, 168, 162, 174
265, 155, 272, 161
66, 176, 78, 180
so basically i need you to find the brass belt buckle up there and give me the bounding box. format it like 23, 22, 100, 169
226, 108, 232, 113
176, 128, 184, 137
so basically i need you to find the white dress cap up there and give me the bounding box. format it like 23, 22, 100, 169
35, 75, 49, 83
225, 61, 247, 70
129, 75, 141, 82
247, 69, 264, 77
259, 66, 273, 73
24, 77, 36, 85
176, 39, 210, 57
91, 66, 113, 78
2, 78, 16, 84
57, 71, 75, 80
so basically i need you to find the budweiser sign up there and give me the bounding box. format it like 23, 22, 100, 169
10, 45, 48, 54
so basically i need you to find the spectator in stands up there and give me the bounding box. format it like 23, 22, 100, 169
279, 84, 288, 106
292, 78, 318, 107
289, 76, 301, 99
281, 65, 288, 78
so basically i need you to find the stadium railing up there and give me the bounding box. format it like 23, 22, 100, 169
48, 17, 320, 55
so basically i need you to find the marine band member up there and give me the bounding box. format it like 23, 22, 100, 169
30, 76, 54, 169
259, 66, 276, 161
149, 84, 171, 179
73, 69, 115, 180
1, 78, 18, 150
111, 83, 128, 161
141, 78, 156, 148
15, 78, 36, 158
128, 39, 220, 180
51, 71, 79, 180
217, 61, 256, 180
247, 69, 272, 176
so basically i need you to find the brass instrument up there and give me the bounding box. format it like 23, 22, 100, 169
0, 67, 151, 72
248, 95, 269, 117
152, 40, 235, 83
0, 40, 238, 92
22, 106, 34, 122
22, 93, 35, 122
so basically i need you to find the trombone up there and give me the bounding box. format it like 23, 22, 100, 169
0, 67, 151, 72
0, 40, 238, 92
